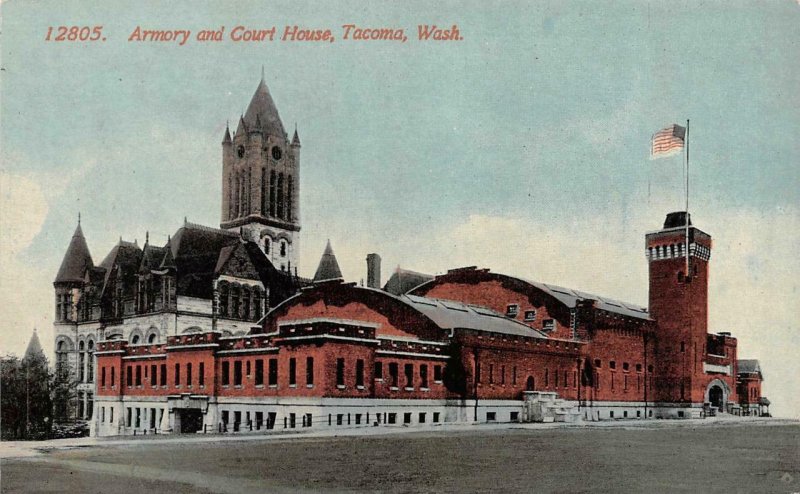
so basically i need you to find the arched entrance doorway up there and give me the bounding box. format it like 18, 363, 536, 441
526, 376, 535, 391
704, 379, 730, 414
709, 386, 724, 411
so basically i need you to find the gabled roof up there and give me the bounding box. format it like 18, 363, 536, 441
55, 223, 94, 283
383, 268, 434, 295
244, 76, 286, 138
313, 240, 343, 282
738, 359, 762, 376
139, 243, 167, 273
401, 294, 547, 338
99, 240, 142, 293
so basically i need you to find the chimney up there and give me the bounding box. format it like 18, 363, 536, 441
366, 253, 381, 289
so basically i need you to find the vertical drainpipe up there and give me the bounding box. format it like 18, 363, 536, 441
473, 346, 479, 422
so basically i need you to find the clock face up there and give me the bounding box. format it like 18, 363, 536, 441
237, 145, 245, 158
271, 146, 282, 161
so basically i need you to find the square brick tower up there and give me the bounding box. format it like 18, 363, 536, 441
646, 212, 712, 405
220, 73, 301, 274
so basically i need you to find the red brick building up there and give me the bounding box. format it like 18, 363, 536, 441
84, 76, 767, 436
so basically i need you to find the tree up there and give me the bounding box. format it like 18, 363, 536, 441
1, 353, 53, 440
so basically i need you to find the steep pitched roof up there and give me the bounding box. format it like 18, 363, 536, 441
98, 240, 143, 295
24, 330, 45, 361
139, 243, 167, 273
313, 240, 343, 282
244, 76, 286, 138
55, 223, 94, 283
383, 267, 434, 295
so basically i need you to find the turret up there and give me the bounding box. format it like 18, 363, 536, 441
54, 218, 93, 323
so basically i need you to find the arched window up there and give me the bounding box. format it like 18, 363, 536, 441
79, 341, 86, 382
280, 241, 287, 257
253, 290, 262, 320
242, 287, 251, 320
263, 237, 270, 255
148, 333, 157, 344
131, 335, 140, 344
269, 170, 277, 217
218, 282, 229, 317
87, 340, 94, 383
261, 167, 268, 214
276, 173, 285, 219
231, 286, 240, 319
287, 176, 294, 221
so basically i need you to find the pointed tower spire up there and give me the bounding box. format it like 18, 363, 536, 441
244, 72, 286, 138
313, 240, 343, 282
55, 220, 94, 283
222, 122, 232, 144
24, 329, 45, 362
235, 114, 247, 136
292, 125, 301, 147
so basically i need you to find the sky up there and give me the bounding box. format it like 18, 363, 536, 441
1, 1, 798, 417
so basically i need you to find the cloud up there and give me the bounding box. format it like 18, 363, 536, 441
0, 172, 54, 358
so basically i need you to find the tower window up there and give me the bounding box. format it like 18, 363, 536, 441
269, 171, 277, 217
280, 241, 287, 257
287, 176, 294, 222
276, 173, 285, 219
261, 168, 268, 215
264, 237, 270, 254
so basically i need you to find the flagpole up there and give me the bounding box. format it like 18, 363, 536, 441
685, 119, 690, 277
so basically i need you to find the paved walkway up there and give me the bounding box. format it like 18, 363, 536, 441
1, 414, 793, 459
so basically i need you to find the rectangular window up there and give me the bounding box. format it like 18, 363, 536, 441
355, 414, 362, 425
505, 304, 519, 317
101, 367, 106, 387
306, 357, 314, 386
419, 412, 426, 423
404, 363, 414, 388
255, 411, 263, 429
501, 365, 506, 385
512, 366, 517, 385
222, 361, 230, 386
486, 412, 497, 422
336, 358, 345, 387
255, 359, 264, 386
403, 412, 412, 424
623, 362, 630, 371
523, 310, 536, 321
543, 319, 555, 332
150, 365, 156, 386
160, 364, 166, 386
476, 362, 482, 383
174, 363, 180, 386
199, 362, 205, 386
246, 360, 251, 377
111, 367, 115, 387
624, 375, 628, 391
420, 364, 428, 388
268, 359, 278, 386
510, 411, 519, 422
135, 365, 142, 386
289, 358, 297, 386
234, 361, 242, 386
187, 363, 193, 386
374, 361, 383, 380
336, 414, 343, 425
389, 363, 399, 387
433, 412, 440, 423
434, 365, 442, 382
356, 359, 364, 387
489, 364, 494, 384
388, 413, 397, 424
554, 369, 558, 387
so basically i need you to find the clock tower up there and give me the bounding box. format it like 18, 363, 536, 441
221, 73, 301, 273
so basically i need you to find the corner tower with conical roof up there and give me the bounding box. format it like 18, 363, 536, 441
221, 72, 301, 274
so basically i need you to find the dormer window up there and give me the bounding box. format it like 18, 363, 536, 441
505, 304, 519, 317
543, 319, 555, 332
523, 310, 536, 321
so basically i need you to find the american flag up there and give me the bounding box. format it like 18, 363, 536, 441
651, 124, 686, 159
